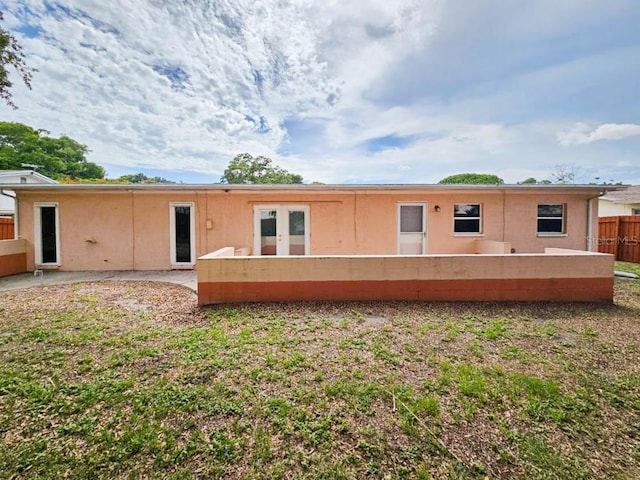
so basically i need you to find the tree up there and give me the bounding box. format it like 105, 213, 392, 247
0, 122, 105, 179
519, 177, 538, 184
551, 164, 582, 184
221, 153, 303, 184
118, 173, 174, 184
438, 173, 504, 185
1, 12, 36, 109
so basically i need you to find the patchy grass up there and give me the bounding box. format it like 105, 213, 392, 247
616, 261, 640, 277
0, 280, 639, 479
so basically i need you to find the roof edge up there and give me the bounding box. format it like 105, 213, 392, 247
2, 183, 626, 193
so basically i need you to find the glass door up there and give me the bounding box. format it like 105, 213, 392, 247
254, 205, 309, 256
169, 202, 195, 266
398, 203, 426, 254
34, 203, 60, 265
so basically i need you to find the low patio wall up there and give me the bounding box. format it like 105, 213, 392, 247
0, 239, 27, 277
197, 248, 614, 305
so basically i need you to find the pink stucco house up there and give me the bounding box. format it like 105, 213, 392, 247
0, 183, 618, 303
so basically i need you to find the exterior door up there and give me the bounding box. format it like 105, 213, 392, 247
254, 205, 309, 256
398, 203, 426, 254
34, 202, 60, 266
169, 202, 195, 267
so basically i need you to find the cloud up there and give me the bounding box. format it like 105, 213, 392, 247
1, 0, 439, 176
0, 0, 639, 185
557, 123, 640, 146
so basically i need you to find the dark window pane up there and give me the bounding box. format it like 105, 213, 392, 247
289, 211, 305, 235
41, 207, 57, 263
261, 211, 277, 237
454, 204, 480, 217
454, 218, 480, 233
538, 219, 563, 233
538, 204, 563, 217
400, 206, 423, 233
175, 206, 191, 262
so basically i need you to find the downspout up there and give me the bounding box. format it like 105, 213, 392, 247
1, 189, 18, 239
501, 190, 506, 242
129, 189, 136, 270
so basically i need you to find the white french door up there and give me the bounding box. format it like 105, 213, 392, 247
397, 203, 427, 254
253, 205, 310, 256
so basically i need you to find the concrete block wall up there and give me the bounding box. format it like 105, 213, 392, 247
197, 249, 615, 305
0, 239, 27, 277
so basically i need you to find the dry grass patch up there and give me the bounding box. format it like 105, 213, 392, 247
0, 279, 639, 479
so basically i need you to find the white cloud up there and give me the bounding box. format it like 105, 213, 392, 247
557, 123, 640, 146
1, 0, 639, 185
1, 0, 441, 178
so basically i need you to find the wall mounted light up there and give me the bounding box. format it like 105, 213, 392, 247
434, 205, 441, 212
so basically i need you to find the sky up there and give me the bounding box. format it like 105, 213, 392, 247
1, 0, 639, 184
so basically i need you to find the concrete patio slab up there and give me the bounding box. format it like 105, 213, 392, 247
0, 270, 197, 292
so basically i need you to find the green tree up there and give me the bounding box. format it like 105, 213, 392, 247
0, 122, 105, 179
118, 172, 174, 184
519, 177, 538, 184
221, 153, 303, 184
438, 173, 504, 185
1, 12, 36, 109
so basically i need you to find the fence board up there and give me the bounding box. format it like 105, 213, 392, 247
0, 217, 14, 240
598, 216, 640, 263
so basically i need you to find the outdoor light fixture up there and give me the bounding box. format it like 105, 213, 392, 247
434, 205, 441, 212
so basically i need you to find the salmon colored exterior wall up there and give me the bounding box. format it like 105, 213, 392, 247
14, 186, 600, 272
197, 248, 614, 305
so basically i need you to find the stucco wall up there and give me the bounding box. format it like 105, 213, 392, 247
16, 188, 597, 271
18, 191, 198, 271
197, 249, 614, 305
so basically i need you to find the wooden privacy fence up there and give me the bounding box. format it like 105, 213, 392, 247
0, 217, 14, 240
598, 216, 640, 263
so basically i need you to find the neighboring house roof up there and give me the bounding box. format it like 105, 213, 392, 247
599, 185, 640, 204
0, 170, 58, 184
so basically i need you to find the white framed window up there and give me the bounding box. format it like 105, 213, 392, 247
537, 204, 566, 234
454, 203, 482, 234
169, 202, 195, 267
34, 202, 60, 266
632, 208, 640, 216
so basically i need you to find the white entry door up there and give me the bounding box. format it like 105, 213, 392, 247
398, 203, 426, 254
254, 205, 310, 256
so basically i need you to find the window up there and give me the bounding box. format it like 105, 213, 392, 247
632, 208, 640, 216
537, 204, 565, 234
454, 204, 481, 234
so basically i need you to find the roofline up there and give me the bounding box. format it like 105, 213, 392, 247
3, 183, 626, 194
0, 170, 58, 184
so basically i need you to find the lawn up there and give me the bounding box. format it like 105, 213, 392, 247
0, 279, 639, 479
